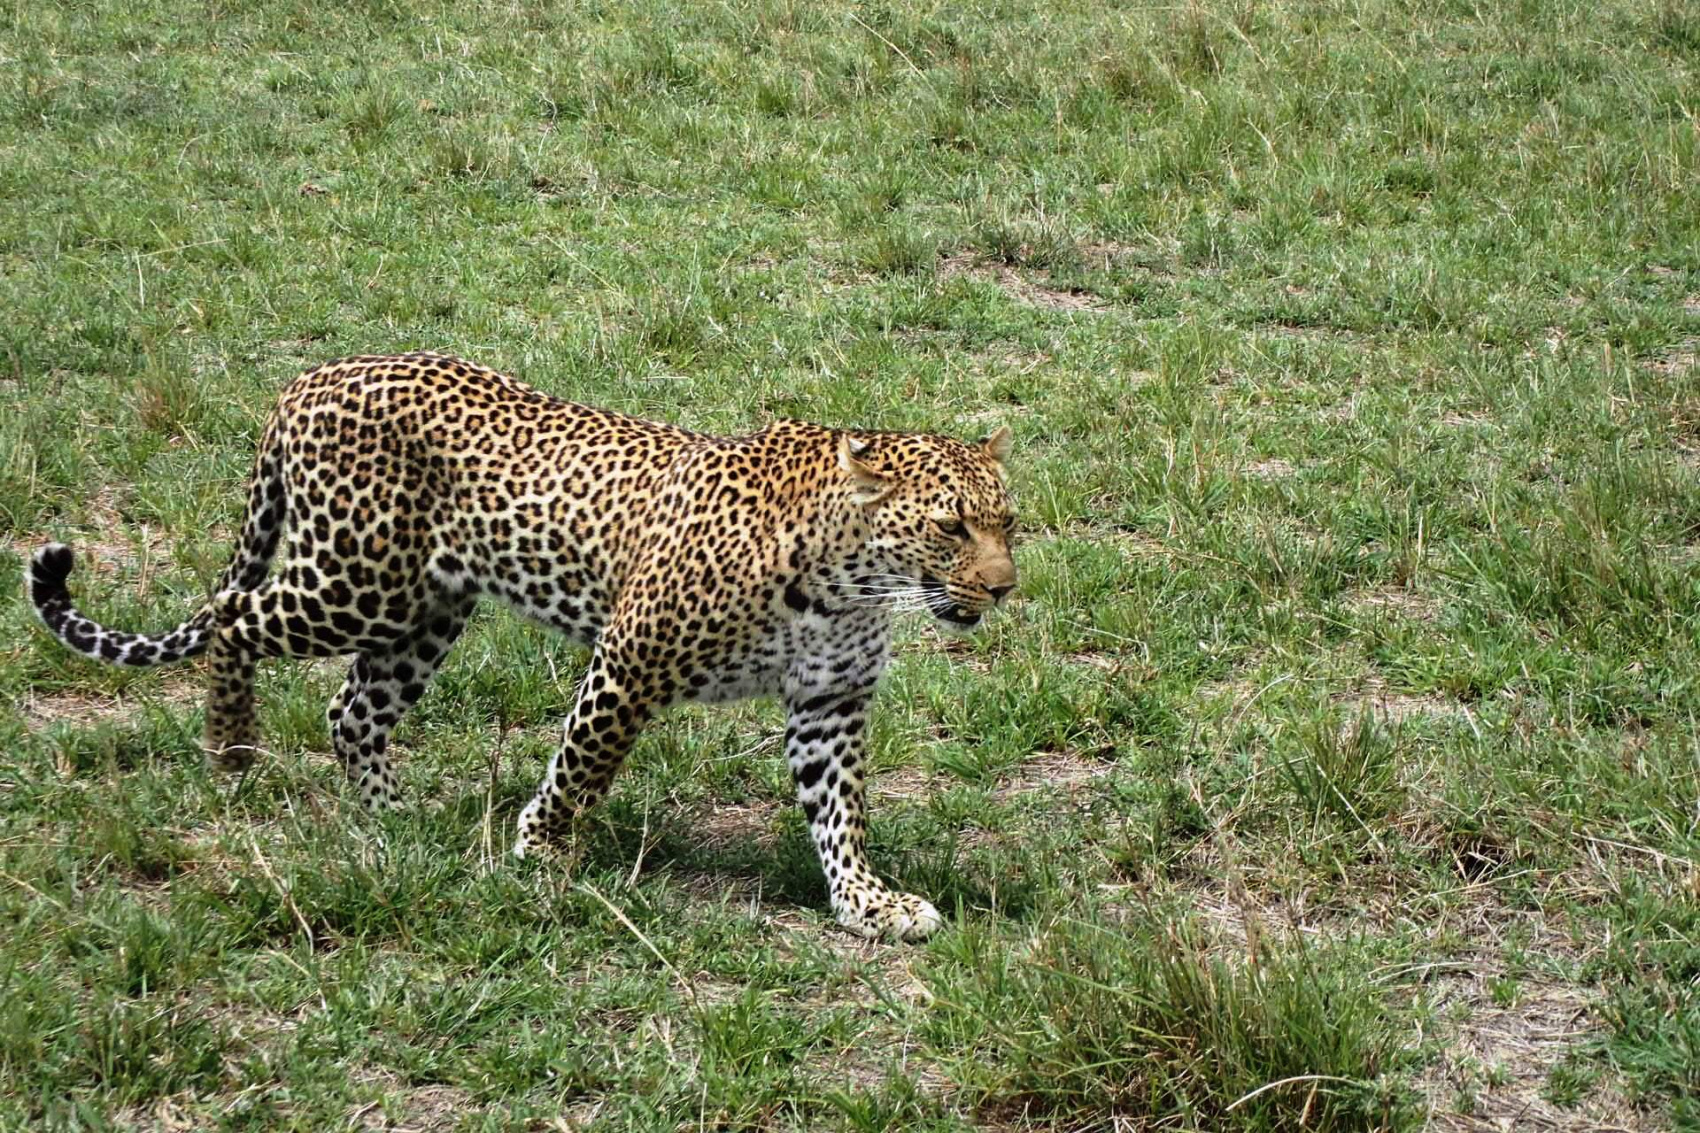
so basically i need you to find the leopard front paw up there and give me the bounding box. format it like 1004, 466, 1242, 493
511, 797, 575, 864
835, 889, 944, 941
204, 739, 259, 773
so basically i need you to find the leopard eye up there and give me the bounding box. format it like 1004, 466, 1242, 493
935, 518, 967, 539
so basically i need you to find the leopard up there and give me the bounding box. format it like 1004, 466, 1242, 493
27, 352, 1018, 940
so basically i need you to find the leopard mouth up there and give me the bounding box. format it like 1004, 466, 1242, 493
922, 575, 985, 628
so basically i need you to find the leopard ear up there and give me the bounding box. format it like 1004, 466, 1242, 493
838, 435, 892, 506
979, 426, 1013, 465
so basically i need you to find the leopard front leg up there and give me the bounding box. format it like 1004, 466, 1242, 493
787, 689, 942, 941
512, 646, 655, 861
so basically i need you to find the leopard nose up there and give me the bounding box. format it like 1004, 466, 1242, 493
987, 583, 1015, 604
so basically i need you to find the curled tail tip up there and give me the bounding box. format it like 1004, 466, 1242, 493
30, 543, 75, 592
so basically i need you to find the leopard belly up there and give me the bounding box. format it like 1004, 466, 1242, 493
687, 606, 891, 706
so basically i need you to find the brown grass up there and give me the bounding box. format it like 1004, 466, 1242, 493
1347, 584, 1443, 624
20, 677, 200, 732
1336, 675, 1465, 724
1411, 894, 1653, 1133
938, 252, 1107, 313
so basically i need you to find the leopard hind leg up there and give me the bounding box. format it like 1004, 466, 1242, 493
202, 568, 420, 776
328, 598, 472, 809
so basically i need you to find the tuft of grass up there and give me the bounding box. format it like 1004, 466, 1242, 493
854, 223, 940, 277
1277, 707, 1403, 835
924, 915, 1410, 1129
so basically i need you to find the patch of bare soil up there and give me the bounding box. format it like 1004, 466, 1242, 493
206, 993, 305, 1048
1103, 525, 1232, 577
21, 678, 199, 732
1413, 898, 1652, 1133
990, 750, 1114, 803
1105, 526, 1171, 556
939, 252, 1107, 313
1440, 410, 1491, 427
966, 345, 1054, 378
874, 751, 1113, 810
801, 1020, 955, 1107
1336, 676, 1465, 724
943, 752, 1118, 852
20, 689, 133, 730
1323, 393, 1362, 422
1173, 871, 1649, 1132
1063, 650, 1131, 675
1665, 541, 1700, 568
1645, 338, 1698, 376
348, 1071, 483, 1132
1078, 239, 1149, 267
1261, 321, 1361, 343
1183, 878, 1395, 963
870, 761, 935, 804
689, 797, 784, 851
1672, 398, 1700, 472
1243, 457, 1295, 479
769, 926, 956, 1102
105, 1098, 199, 1133
77, 487, 174, 581
926, 632, 995, 672
1347, 585, 1442, 624
1190, 649, 1273, 719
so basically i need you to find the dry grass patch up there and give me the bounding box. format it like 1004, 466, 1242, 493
1180, 877, 1395, 965
1260, 321, 1361, 343
1347, 585, 1443, 624
938, 252, 1107, 314
965, 345, 1053, 377
869, 761, 937, 804
1164, 868, 1648, 1130
1243, 457, 1295, 479
21, 688, 139, 731
1062, 650, 1129, 675
772, 928, 957, 1108
1412, 897, 1651, 1133
1336, 677, 1466, 725
1645, 338, 1698, 376
199, 990, 308, 1052
77, 487, 176, 577
687, 797, 785, 852
351, 1071, 483, 1132
20, 676, 200, 732
990, 750, 1114, 803
1439, 410, 1492, 428
105, 1097, 200, 1133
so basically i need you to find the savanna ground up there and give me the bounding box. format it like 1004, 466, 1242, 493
2, 0, 1699, 1129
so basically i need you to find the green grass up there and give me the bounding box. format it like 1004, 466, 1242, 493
2, 0, 1699, 1128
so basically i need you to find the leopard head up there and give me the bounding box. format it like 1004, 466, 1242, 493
839, 427, 1018, 630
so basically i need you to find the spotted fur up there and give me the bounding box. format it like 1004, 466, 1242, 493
27, 353, 1018, 939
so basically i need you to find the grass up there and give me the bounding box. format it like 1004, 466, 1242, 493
1, 0, 1698, 1128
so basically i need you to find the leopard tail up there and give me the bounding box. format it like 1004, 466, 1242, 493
26, 414, 288, 667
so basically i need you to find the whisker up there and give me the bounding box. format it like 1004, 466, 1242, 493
824, 585, 929, 598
